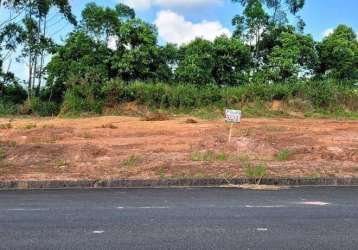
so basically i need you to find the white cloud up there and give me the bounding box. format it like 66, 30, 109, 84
323, 28, 334, 37
123, 0, 222, 10
154, 10, 231, 45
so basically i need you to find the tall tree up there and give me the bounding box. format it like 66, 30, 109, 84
264, 31, 317, 81
1, 0, 77, 98
317, 25, 358, 80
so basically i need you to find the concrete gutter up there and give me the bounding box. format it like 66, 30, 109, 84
1, 177, 358, 190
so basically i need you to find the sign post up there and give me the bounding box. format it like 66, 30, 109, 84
225, 109, 241, 143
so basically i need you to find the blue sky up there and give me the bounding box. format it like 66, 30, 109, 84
68, 0, 358, 42
21, 0, 357, 44
1, 0, 357, 81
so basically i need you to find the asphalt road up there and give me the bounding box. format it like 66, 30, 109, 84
1, 187, 358, 250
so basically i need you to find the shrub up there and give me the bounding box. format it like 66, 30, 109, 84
0, 101, 18, 116
30, 98, 60, 117
190, 150, 229, 162
244, 164, 267, 184
276, 149, 292, 161
60, 85, 103, 116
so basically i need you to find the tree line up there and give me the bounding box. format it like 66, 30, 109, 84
0, 0, 357, 108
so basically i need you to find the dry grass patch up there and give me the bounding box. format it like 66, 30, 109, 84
142, 111, 171, 121
42, 124, 55, 129
0, 123, 12, 129
99, 123, 118, 129
81, 132, 94, 139
24, 123, 37, 129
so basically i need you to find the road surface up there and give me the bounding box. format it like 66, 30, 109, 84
1, 187, 358, 249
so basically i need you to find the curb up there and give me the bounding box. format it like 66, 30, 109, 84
1, 177, 358, 190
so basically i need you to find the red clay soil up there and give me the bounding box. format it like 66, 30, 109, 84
0, 116, 357, 181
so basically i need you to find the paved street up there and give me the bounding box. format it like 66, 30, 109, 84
1, 187, 358, 249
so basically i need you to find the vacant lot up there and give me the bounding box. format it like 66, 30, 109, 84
0, 116, 357, 181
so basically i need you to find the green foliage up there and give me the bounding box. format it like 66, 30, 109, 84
176, 38, 215, 85
244, 163, 267, 185
190, 150, 229, 162
265, 32, 317, 81
59, 85, 103, 116
212, 36, 251, 85
122, 155, 142, 167
317, 25, 358, 80
0, 101, 18, 116
46, 31, 111, 98
276, 149, 292, 161
29, 98, 60, 117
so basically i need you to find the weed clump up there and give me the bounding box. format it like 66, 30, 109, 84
190, 150, 228, 162
276, 149, 292, 161
245, 164, 267, 185
142, 111, 171, 121
0, 123, 12, 129
123, 155, 142, 167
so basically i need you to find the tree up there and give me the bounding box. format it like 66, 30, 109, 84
0, 22, 24, 96
232, 0, 268, 61
1, 0, 77, 98
317, 25, 358, 80
212, 35, 251, 85
232, 0, 306, 67
81, 2, 121, 43
232, 0, 305, 26
46, 31, 110, 101
111, 18, 170, 81
264, 31, 317, 81
175, 38, 215, 85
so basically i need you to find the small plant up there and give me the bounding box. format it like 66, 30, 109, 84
123, 155, 142, 167
156, 166, 167, 179
245, 163, 267, 185
216, 152, 228, 161
276, 148, 292, 161
24, 123, 37, 129
190, 150, 230, 162
191, 150, 214, 161
56, 160, 69, 169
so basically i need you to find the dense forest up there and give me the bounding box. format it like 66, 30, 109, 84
0, 0, 357, 118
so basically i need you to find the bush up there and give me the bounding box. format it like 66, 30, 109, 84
30, 98, 60, 117
0, 101, 18, 116
244, 164, 267, 185
60, 85, 103, 116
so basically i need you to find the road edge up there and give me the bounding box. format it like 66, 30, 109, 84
1, 177, 358, 190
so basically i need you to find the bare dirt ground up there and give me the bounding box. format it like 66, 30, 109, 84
0, 116, 357, 181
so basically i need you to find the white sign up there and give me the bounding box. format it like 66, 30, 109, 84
225, 109, 241, 123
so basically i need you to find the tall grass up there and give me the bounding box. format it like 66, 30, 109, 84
3, 79, 356, 118
99, 80, 358, 112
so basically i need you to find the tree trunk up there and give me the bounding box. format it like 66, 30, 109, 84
37, 16, 47, 94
